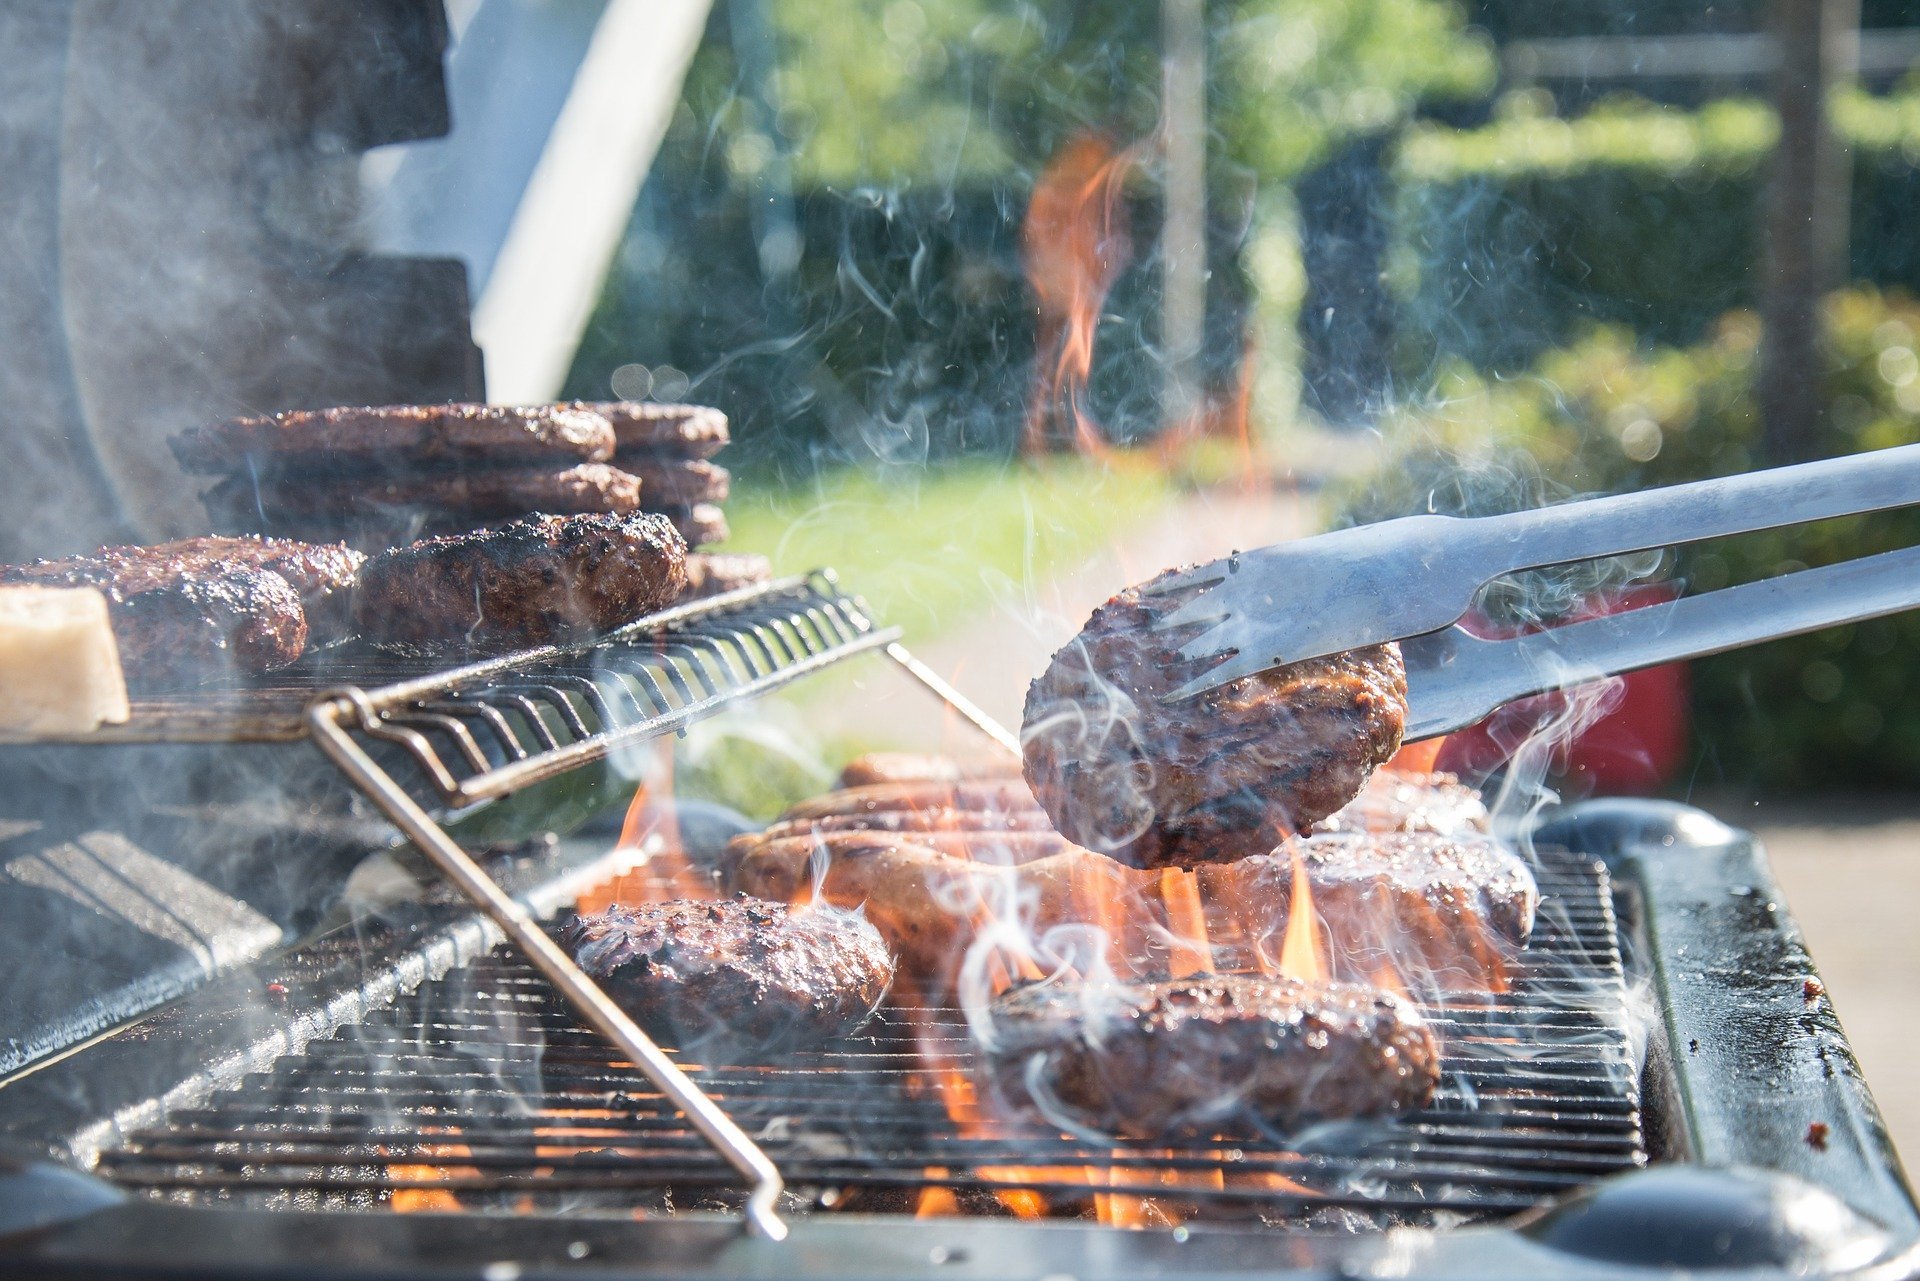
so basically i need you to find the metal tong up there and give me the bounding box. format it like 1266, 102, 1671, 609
1149, 443, 1920, 738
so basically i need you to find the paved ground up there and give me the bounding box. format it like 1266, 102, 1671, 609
1742, 799, 1920, 1170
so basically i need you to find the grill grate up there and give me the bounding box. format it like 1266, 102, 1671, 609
97, 850, 1644, 1227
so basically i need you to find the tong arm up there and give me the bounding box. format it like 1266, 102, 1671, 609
1158, 443, 1920, 695
1402, 542, 1920, 741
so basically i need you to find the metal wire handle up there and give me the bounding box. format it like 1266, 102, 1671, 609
306, 689, 791, 1240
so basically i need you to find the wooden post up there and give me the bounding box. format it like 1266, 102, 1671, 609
1760, 0, 1859, 464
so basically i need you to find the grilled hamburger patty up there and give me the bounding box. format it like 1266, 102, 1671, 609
352, 512, 687, 651
574, 401, 730, 459
682, 552, 772, 600
1022, 569, 1409, 868
1, 541, 312, 691
171, 403, 615, 475
623, 458, 730, 506
1310, 771, 1491, 837
560, 896, 893, 1054
982, 975, 1439, 1138
204, 462, 646, 528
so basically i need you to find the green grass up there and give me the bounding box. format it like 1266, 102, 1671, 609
723, 456, 1176, 643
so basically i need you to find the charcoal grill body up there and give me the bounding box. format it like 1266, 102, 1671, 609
2, 800, 1916, 1280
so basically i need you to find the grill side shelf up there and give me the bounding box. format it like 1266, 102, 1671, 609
345, 574, 902, 807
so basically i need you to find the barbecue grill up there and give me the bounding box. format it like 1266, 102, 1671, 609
1, 571, 1916, 1279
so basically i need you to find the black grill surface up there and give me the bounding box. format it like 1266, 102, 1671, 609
97, 851, 1643, 1227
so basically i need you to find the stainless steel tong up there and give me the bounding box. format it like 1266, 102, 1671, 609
1148, 444, 1920, 735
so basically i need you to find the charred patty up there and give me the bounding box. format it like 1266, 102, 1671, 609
681, 552, 772, 600
559, 896, 893, 1056
1022, 569, 1409, 869
1309, 771, 1491, 837
982, 975, 1439, 1138
352, 511, 687, 651
0, 536, 344, 689
573, 401, 730, 459
203, 462, 646, 530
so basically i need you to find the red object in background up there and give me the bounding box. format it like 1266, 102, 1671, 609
1434, 585, 1691, 796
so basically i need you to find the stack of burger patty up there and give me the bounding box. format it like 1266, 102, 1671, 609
178, 401, 768, 599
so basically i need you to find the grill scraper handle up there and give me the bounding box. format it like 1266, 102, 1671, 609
1155, 442, 1920, 699
1401, 541, 1920, 740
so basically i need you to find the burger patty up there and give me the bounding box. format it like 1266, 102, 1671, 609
658, 504, 730, 549
171, 402, 615, 475
1, 539, 315, 691
622, 458, 730, 506
1022, 568, 1409, 869
204, 462, 645, 527
1310, 771, 1491, 837
352, 511, 687, 651
836, 752, 1024, 788
982, 975, 1439, 1138
559, 896, 893, 1055
681, 552, 772, 600
572, 401, 730, 459
1197, 832, 1537, 988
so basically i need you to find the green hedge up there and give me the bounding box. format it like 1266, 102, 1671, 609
1347, 288, 1920, 793
1394, 92, 1920, 372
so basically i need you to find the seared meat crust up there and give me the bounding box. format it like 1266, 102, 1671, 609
171, 403, 615, 475
204, 463, 645, 528
1, 542, 310, 691
622, 458, 730, 506
1022, 570, 1409, 868
836, 752, 1024, 788
572, 401, 730, 458
1310, 771, 1491, 837
682, 552, 772, 600
352, 511, 687, 651
983, 975, 1439, 1138
559, 896, 893, 1055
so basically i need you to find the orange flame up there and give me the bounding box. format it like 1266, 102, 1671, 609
1023, 131, 1137, 457
386, 1130, 478, 1213
1384, 736, 1448, 775
1159, 868, 1214, 978
579, 742, 708, 911
1275, 842, 1328, 983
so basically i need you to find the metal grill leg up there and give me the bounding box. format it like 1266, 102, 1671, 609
305, 690, 790, 1241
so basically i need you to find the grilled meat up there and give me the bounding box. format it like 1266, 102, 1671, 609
758, 808, 1055, 842
1022, 569, 1408, 869
352, 511, 687, 651
735, 828, 1075, 867
1310, 771, 1491, 837
1197, 832, 1537, 988
778, 779, 1041, 823
982, 975, 1439, 1138
622, 458, 730, 506
573, 401, 730, 459
836, 752, 1024, 788
204, 463, 644, 531
682, 552, 772, 600
659, 503, 730, 549
171, 402, 615, 475
723, 834, 1166, 982
0, 537, 337, 689
559, 895, 893, 1056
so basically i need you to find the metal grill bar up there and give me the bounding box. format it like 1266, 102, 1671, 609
98, 851, 1644, 1227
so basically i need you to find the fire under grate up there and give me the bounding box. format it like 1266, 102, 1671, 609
96, 850, 1643, 1228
